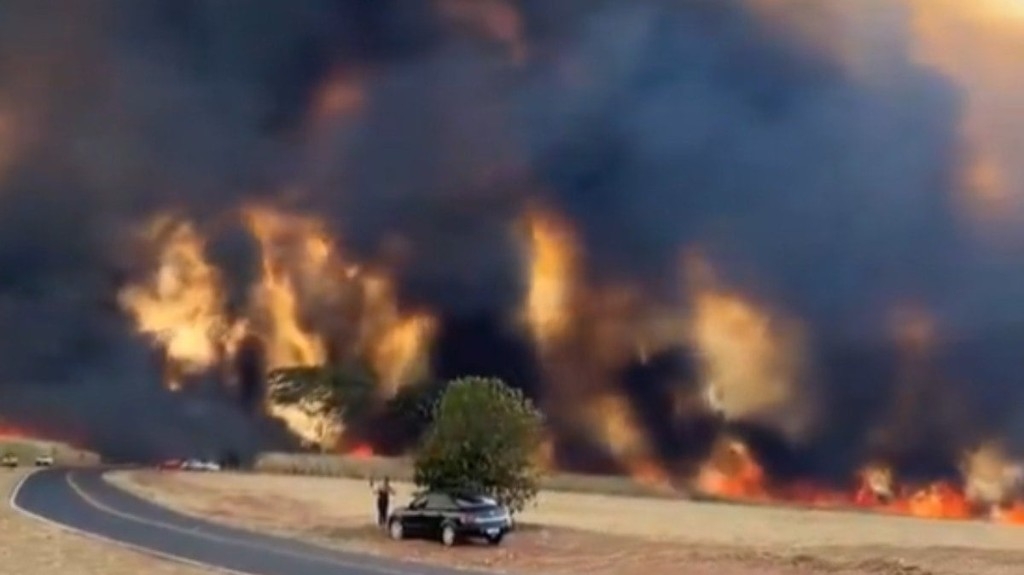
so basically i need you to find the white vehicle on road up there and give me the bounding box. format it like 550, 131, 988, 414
181, 459, 221, 472
34, 454, 55, 467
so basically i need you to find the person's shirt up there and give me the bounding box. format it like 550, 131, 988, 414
373, 483, 394, 504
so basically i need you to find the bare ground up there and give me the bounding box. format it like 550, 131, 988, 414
0, 469, 211, 575
107, 470, 1024, 575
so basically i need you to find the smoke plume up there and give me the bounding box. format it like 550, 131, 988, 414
0, 0, 1023, 477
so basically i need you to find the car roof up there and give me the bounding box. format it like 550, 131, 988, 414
452, 492, 493, 500
417, 489, 489, 498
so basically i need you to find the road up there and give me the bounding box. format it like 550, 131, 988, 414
10, 467, 487, 575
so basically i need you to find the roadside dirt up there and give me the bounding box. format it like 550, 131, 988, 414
0, 469, 212, 575
107, 470, 1024, 575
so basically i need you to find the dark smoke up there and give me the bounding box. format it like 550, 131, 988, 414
1, 1, 1023, 474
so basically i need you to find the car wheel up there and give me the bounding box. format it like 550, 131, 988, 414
440, 524, 457, 547
388, 519, 404, 540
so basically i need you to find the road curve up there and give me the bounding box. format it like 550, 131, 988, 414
10, 467, 487, 575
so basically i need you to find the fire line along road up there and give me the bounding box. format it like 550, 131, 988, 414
10, 467, 491, 575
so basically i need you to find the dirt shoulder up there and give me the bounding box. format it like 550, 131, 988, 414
0, 469, 212, 575
107, 470, 1024, 575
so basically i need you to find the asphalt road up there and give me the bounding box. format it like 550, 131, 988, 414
10, 467, 489, 575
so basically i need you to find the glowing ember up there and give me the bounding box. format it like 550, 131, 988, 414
349, 443, 374, 458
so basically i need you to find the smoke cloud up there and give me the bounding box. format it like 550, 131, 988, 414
0, 0, 1023, 473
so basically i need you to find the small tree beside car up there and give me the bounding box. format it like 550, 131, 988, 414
413, 376, 545, 513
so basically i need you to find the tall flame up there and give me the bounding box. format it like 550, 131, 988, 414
242, 205, 330, 370
119, 203, 436, 447
517, 205, 667, 485
519, 205, 579, 352
685, 252, 810, 439
588, 393, 671, 490
368, 311, 437, 398
117, 215, 235, 391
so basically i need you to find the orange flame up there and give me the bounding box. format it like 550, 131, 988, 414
696, 437, 768, 501
587, 394, 670, 490
693, 437, 1024, 526
119, 204, 437, 449
518, 205, 579, 353
117, 214, 238, 391
685, 252, 811, 439
241, 205, 331, 370
516, 205, 676, 487
890, 483, 972, 520
348, 443, 374, 459
993, 502, 1024, 525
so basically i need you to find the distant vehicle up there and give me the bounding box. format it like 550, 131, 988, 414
180, 459, 222, 472
199, 460, 222, 472
387, 491, 513, 547
34, 454, 55, 467
157, 458, 221, 472
1, 452, 18, 468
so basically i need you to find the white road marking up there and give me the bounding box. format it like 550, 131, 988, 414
8, 469, 254, 575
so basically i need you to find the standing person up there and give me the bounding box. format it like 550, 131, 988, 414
370, 476, 395, 528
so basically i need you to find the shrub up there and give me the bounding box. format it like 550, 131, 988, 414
413, 376, 545, 513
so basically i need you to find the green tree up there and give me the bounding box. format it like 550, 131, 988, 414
414, 376, 545, 513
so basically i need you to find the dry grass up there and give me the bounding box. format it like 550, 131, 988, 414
108, 469, 1024, 575
254, 451, 675, 497
0, 468, 210, 574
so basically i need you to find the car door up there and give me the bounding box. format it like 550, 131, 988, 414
403, 496, 428, 536
421, 493, 456, 536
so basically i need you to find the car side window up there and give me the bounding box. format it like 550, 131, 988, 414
424, 493, 456, 510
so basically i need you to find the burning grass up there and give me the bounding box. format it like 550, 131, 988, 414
690, 437, 1024, 526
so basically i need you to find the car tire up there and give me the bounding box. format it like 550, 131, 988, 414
388, 519, 404, 540
440, 523, 457, 547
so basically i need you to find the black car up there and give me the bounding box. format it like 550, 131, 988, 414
387, 491, 513, 546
